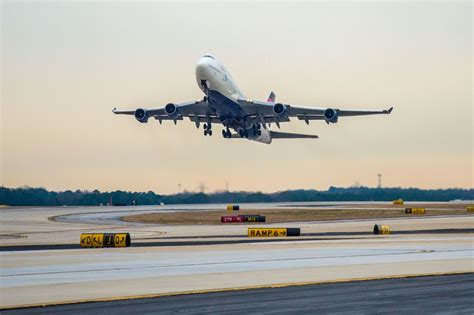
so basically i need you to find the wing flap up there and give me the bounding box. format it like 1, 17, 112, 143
188, 115, 221, 123
153, 115, 184, 121
296, 115, 325, 121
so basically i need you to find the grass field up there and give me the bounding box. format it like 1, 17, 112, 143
122, 203, 472, 225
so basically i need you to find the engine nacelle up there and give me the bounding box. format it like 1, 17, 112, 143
165, 103, 178, 117
324, 108, 338, 123
134, 108, 148, 123
273, 103, 287, 118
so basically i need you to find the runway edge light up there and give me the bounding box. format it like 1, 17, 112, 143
227, 204, 240, 212
392, 199, 404, 205
405, 208, 426, 214
373, 224, 390, 235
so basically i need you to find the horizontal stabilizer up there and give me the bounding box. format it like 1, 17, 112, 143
270, 131, 318, 139
228, 131, 318, 139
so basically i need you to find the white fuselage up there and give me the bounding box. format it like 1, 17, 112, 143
195, 55, 245, 102
195, 54, 272, 144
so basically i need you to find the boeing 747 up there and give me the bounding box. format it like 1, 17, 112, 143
113, 54, 393, 144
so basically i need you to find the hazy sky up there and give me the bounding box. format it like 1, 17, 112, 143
1, 1, 472, 194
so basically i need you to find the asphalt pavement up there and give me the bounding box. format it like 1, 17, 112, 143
4, 273, 473, 314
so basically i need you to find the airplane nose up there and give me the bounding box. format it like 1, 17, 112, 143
196, 57, 210, 91
196, 58, 208, 76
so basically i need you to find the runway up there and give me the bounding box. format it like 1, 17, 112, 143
0, 203, 473, 309
3, 274, 473, 314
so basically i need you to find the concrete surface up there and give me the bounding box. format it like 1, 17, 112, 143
1, 235, 472, 308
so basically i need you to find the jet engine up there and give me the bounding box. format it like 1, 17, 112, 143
273, 103, 287, 117
134, 108, 148, 123
165, 103, 178, 117
324, 108, 338, 123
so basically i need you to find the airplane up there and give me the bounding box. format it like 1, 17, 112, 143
113, 54, 393, 144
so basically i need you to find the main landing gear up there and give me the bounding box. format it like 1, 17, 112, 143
238, 129, 248, 138
239, 124, 262, 138
253, 123, 262, 136
222, 128, 232, 138
203, 123, 212, 136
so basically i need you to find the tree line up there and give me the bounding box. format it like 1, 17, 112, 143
0, 186, 472, 206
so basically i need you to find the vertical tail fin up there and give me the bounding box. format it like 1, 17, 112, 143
267, 91, 276, 103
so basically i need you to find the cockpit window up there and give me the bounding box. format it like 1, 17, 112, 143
203, 54, 215, 59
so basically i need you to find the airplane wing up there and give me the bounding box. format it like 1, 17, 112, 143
113, 100, 216, 126
237, 99, 393, 125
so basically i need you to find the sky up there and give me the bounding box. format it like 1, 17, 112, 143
1, 1, 472, 194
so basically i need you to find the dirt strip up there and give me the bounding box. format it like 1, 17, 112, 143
122, 206, 472, 225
